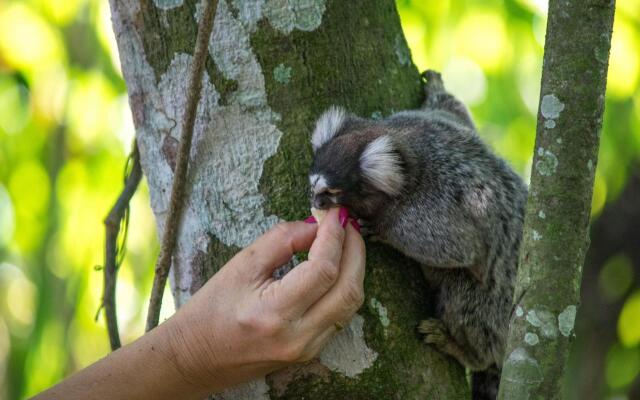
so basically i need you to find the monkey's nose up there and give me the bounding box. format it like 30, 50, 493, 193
313, 196, 330, 210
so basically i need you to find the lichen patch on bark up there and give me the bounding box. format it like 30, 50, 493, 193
154, 0, 184, 10
525, 308, 558, 339
369, 297, 391, 330
273, 63, 292, 84
501, 347, 543, 398
535, 148, 558, 176
540, 94, 564, 119
318, 315, 379, 378
557, 305, 577, 337
262, 0, 326, 33
524, 332, 539, 346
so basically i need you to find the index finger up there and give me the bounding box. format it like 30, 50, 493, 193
301, 222, 366, 329
233, 221, 317, 278
307, 207, 347, 269
271, 207, 349, 318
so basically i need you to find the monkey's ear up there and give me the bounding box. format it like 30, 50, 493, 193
311, 106, 347, 152
360, 135, 405, 196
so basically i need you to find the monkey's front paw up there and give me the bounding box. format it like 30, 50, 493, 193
418, 319, 450, 347
357, 219, 379, 240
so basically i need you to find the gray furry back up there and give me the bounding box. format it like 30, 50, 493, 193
307, 70, 528, 399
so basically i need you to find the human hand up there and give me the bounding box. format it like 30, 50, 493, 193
164, 207, 365, 394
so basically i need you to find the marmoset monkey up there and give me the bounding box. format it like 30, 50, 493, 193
308, 71, 527, 399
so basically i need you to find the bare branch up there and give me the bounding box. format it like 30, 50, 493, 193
145, 0, 219, 332
103, 145, 143, 350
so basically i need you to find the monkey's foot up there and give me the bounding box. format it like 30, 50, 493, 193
419, 319, 489, 371
421, 70, 445, 92
418, 319, 450, 348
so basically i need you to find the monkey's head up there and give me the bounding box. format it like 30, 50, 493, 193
308, 106, 406, 220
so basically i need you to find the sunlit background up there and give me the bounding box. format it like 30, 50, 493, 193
0, 0, 638, 398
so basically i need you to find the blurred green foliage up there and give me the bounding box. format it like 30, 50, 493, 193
0, 0, 164, 398
0, 0, 638, 399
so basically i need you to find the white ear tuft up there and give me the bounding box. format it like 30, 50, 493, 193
311, 106, 347, 151
360, 135, 404, 196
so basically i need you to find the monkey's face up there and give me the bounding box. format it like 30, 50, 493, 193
309, 134, 403, 220
308, 106, 405, 220
308, 140, 362, 213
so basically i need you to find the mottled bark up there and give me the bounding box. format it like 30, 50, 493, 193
498, 1, 615, 399
110, 0, 468, 398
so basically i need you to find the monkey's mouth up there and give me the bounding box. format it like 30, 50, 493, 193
311, 200, 360, 222
311, 194, 337, 210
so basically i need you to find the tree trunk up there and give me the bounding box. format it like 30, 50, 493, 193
498, 1, 615, 399
109, 0, 469, 398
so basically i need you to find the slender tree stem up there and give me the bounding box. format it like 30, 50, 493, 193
498, 1, 615, 398
103, 145, 143, 350
145, 0, 218, 332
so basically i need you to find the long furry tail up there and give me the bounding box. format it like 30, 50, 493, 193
420, 69, 476, 129
472, 367, 500, 400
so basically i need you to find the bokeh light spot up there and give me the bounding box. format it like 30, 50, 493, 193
517, 0, 548, 15
0, 262, 36, 331
517, 51, 543, 117
591, 170, 607, 218
8, 161, 51, 218
0, 3, 65, 74
442, 58, 487, 106
0, 185, 15, 247
23, 320, 65, 397
618, 0, 640, 24
607, 16, 639, 99
31, 66, 69, 124
66, 72, 119, 149
0, 77, 31, 135
0, 318, 10, 370
34, 0, 85, 25
605, 342, 640, 389
598, 254, 634, 302
455, 10, 510, 73
618, 291, 640, 348
398, 7, 428, 71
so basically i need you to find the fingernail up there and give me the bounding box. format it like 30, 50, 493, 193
349, 218, 361, 233
338, 207, 349, 228
304, 216, 317, 224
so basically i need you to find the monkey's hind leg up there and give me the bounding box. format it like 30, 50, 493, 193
418, 318, 487, 371
420, 69, 476, 129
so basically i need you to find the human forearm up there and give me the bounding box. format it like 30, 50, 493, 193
34, 320, 207, 400
34, 213, 365, 399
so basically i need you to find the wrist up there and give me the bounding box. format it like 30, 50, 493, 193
35, 315, 215, 400
162, 308, 228, 394
136, 319, 212, 398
